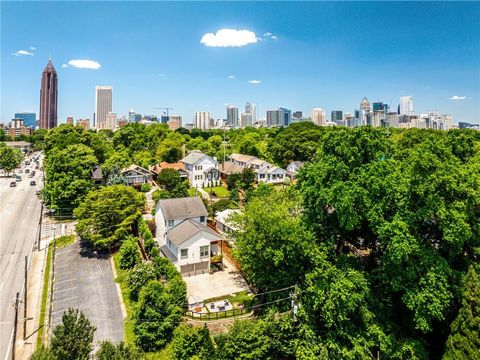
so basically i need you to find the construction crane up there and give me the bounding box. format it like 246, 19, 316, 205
153, 107, 174, 117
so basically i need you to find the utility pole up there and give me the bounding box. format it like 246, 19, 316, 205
48, 226, 56, 332
23, 255, 27, 340
291, 284, 299, 324
12, 292, 19, 360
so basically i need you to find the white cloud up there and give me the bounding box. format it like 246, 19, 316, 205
264, 32, 273, 36
30, 46, 36, 50
65, 59, 101, 69
248, 80, 261, 84
271, 35, 278, 40
449, 95, 470, 100
62, 64, 69, 68
228, 75, 235, 79
201, 29, 258, 47
12, 50, 34, 56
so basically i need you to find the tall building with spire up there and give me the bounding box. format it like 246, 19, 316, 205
39, 59, 58, 129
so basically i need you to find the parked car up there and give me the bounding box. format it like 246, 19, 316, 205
30, 181, 36, 186
18, 169, 23, 173
25, 169, 30, 174
16, 176, 22, 182
35, 166, 39, 170
10, 182, 16, 187
36, 190, 41, 195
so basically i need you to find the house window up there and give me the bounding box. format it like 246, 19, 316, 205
167, 220, 174, 227
200, 216, 205, 223
200, 245, 209, 258
181, 249, 188, 259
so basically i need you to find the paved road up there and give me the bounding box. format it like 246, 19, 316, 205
0, 156, 43, 360
52, 241, 123, 346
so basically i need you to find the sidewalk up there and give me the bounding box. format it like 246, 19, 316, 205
14, 246, 46, 359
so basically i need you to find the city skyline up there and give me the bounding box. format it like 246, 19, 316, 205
1, 2, 479, 124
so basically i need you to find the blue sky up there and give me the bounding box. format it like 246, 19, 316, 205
1, 1, 479, 125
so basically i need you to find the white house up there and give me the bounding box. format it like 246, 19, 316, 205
120, 164, 154, 187
286, 161, 305, 179
215, 209, 241, 239
180, 150, 220, 188
228, 153, 286, 184
256, 164, 286, 184
155, 197, 223, 276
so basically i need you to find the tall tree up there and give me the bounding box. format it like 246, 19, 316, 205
50, 308, 96, 360
134, 280, 183, 352
74, 185, 145, 248
169, 324, 214, 360
0, 144, 23, 175
232, 189, 316, 292
43, 144, 98, 212
443, 267, 480, 359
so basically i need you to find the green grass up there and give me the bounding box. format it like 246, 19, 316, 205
203, 186, 230, 198
36, 244, 52, 349
54, 235, 75, 249
188, 187, 197, 197
113, 253, 135, 345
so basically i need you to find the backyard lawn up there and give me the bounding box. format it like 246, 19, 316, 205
203, 186, 230, 198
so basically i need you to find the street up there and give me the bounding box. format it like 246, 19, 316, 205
0, 157, 43, 360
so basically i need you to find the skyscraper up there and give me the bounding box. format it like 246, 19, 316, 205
227, 106, 239, 127
311, 108, 326, 126
399, 96, 414, 116
95, 86, 113, 129
244, 102, 257, 126
360, 97, 371, 125
128, 109, 136, 122
195, 112, 211, 130
39, 60, 58, 129
331, 111, 343, 124
14, 112, 36, 128
280, 108, 292, 126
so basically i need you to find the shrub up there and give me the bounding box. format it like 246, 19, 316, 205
127, 262, 157, 301
119, 236, 141, 270
140, 183, 151, 192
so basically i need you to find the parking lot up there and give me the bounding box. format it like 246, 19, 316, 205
52, 241, 124, 345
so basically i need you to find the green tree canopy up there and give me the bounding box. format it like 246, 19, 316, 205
169, 324, 214, 360
134, 280, 183, 352
0, 145, 23, 175
232, 189, 316, 292
443, 266, 480, 359
74, 185, 145, 248
43, 144, 98, 212
50, 308, 96, 360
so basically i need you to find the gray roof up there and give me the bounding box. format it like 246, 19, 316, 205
91, 165, 103, 179
181, 150, 208, 165
291, 161, 304, 168
160, 245, 177, 261
156, 196, 207, 220
167, 219, 222, 246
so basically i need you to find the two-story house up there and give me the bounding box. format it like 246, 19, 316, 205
155, 197, 223, 276
228, 153, 287, 184
180, 150, 220, 188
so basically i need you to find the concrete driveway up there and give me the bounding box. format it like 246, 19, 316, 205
184, 257, 249, 301
52, 241, 123, 345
